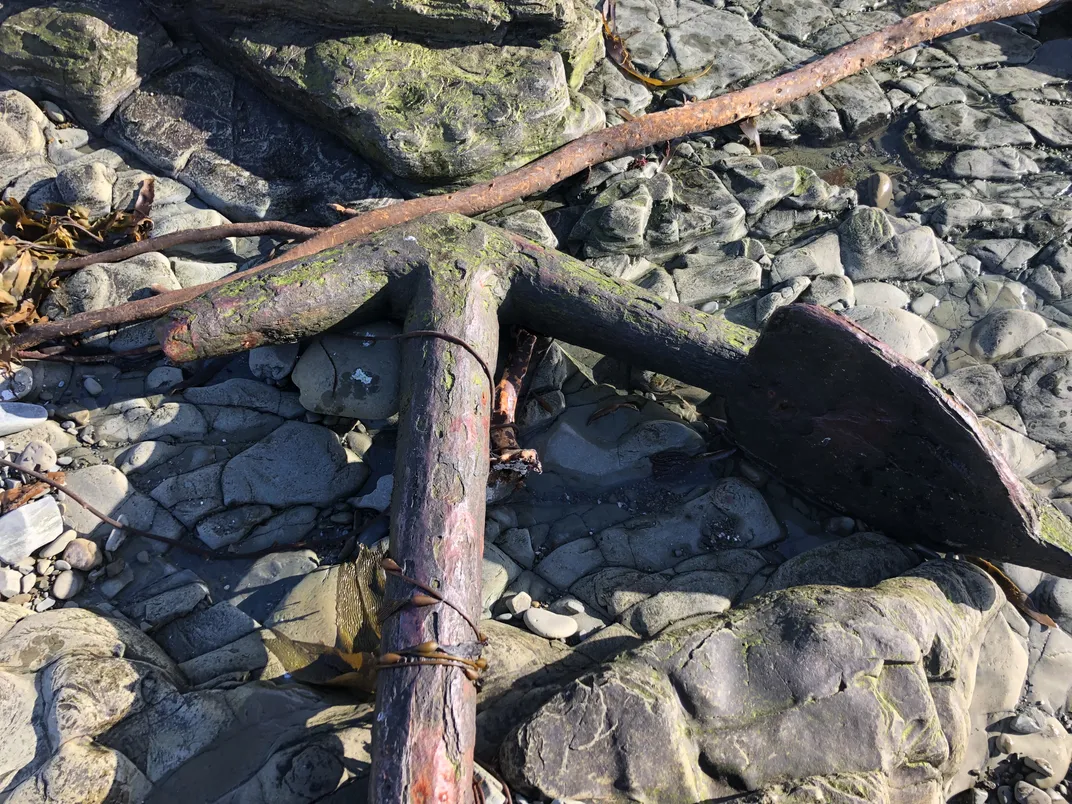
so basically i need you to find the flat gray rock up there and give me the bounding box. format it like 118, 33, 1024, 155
918, 105, 1035, 149
222, 422, 369, 507
0, 496, 63, 564
1010, 101, 1072, 148
291, 325, 401, 420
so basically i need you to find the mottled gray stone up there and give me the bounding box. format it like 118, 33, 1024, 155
937, 22, 1040, 67
940, 364, 1007, 414
967, 310, 1049, 361
0, 2, 179, 128
918, 105, 1035, 149
947, 148, 1040, 180
291, 325, 401, 420
839, 207, 941, 282
200, 21, 603, 185
222, 422, 368, 507
502, 561, 1006, 802
672, 256, 762, 306
109, 56, 395, 222
842, 306, 942, 362
1010, 101, 1072, 148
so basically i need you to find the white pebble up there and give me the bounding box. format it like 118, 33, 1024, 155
523, 607, 579, 640
52, 569, 83, 600
505, 591, 532, 616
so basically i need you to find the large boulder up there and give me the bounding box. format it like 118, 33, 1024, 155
0, 606, 376, 803
0, 0, 180, 128
501, 561, 1009, 803
193, 18, 604, 185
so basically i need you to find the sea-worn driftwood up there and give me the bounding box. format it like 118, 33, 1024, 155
154, 214, 1072, 802
13, 0, 1060, 352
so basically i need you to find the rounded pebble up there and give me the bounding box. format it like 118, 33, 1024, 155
83, 377, 103, 396
62, 538, 101, 571
145, 366, 183, 392
857, 172, 894, 210
523, 607, 579, 640
53, 560, 71, 571
1023, 757, 1053, 778
54, 570, 81, 597
16, 440, 57, 473
37, 528, 77, 559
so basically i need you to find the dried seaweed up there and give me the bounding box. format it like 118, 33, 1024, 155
601, 0, 713, 89
0, 185, 155, 359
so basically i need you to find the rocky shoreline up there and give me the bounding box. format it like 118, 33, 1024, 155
1, 0, 1072, 802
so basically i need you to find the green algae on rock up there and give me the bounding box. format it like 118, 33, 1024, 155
0, 0, 180, 128
198, 20, 604, 185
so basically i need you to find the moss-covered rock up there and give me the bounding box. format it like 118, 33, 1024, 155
195, 18, 604, 185
196, 0, 576, 39
501, 560, 1006, 802
0, 0, 180, 128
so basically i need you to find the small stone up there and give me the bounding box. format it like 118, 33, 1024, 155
98, 566, 134, 598
562, 599, 586, 614
824, 516, 856, 535
857, 172, 894, 209
1011, 712, 1043, 734
105, 559, 126, 578
145, 366, 183, 392
505, 591, 532, 616
0, 567, 20, 598
62, 537, 102, 571
15, 439, 57, 472
51, 569, 83, 600
329, 511, 352, 525
523, 607, 579, 640
248, 343, 301, 382
136, 550, 150, 564
40, 100, 65, 123
37, 528, 77, 558
105, 517, 127, 552
349, 475, 394, 513
19, 573, 35, 594
35, 558, 50, 575
1023, 757, 1054, 778
34, 596, 55, 613
83, 377, 103, 396
0, 402, 47, 437
53, 560, 70, 571
1015, 781, 1051, 804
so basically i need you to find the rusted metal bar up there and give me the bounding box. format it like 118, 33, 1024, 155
370, 250, 502, 803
